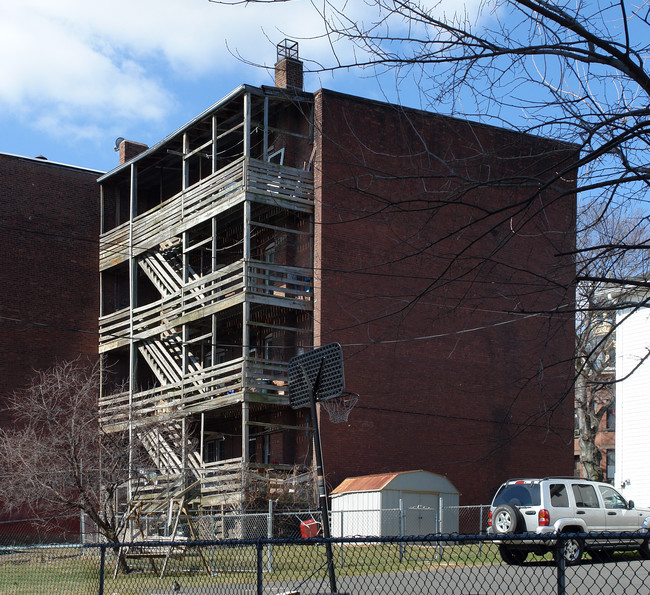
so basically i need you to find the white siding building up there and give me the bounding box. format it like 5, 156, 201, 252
615, 302, 650, 507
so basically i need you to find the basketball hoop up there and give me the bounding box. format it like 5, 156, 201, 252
320, 392, 358, 424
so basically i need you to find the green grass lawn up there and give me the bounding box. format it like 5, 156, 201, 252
0, 541, 580, 594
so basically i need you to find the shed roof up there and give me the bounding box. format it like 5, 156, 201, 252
331, 472, 405, 495
331, 470, 457, 495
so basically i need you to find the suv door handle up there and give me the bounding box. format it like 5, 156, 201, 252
607, 512, 617, 515
577, 511, 585, 514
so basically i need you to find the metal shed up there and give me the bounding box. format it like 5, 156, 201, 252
330, 470, 459, 537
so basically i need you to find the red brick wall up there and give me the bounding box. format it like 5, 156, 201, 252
313, 90, 577, 504
0, 154, 100, 426
118, 140, 148, 165
275, 58, 304, 91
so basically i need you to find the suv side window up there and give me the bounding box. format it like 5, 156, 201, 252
549, 483, 569, 507
572, 484, 599, 508
598, 485, 627, 509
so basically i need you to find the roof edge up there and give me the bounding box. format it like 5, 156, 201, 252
0, 152, 103, 176
315, 88, 580, 152
98, 84, 315, 182
98, 84, 249, 182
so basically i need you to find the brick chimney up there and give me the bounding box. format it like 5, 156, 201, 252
116, 138, 149, 165
274, 39, 303, 91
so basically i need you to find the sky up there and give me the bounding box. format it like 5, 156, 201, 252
0, 0, 474, 174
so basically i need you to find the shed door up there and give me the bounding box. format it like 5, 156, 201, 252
401, 491, 438, 536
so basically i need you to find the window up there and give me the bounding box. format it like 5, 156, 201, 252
204, 439, 223, 463
263, 434, 271, 465
249, 437, 257, 463
606, 449, 615, 482
493, 483, 541, 507
598, 485, 626, 509
606, 405, 615, 430
572, 484, 599, 508
549, 484, 569, 507
264, 242, 276, 294
213, 348, 226, 366
264, 333, 273, 361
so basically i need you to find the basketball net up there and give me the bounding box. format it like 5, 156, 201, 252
320, 392, 359, 423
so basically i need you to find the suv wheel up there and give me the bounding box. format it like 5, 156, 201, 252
499, 545, 528, 565
492, 504, 522, 534
560, 535, 583, 565
640, 537, 650, 560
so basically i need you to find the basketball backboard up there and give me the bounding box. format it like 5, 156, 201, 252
288, 343, 344, 409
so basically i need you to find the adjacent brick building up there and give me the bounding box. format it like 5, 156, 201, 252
97, 42, 576, 521
0, 153, 101, 420
0, 153, 101, 538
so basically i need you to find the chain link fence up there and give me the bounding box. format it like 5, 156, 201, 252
1, 532, 649, 594
0, 515, 88, 546
127, 505, 491, 542
0, 505, 491, 546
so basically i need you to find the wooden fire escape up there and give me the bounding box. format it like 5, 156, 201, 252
98, 86, 316, 529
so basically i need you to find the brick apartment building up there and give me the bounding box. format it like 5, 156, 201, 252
97, 40, 577, 522
0, 153, 101, 537
0, 153, 101, 417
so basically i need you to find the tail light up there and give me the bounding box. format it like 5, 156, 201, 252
487, 510, 493, 527
538, 509, 550, 526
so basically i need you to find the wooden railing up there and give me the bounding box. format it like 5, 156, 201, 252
127, 459, 310, 512
99, 260, 312, 351
100, 157, 314, 270
99, 357, 290, 432
199, 458, 245, 504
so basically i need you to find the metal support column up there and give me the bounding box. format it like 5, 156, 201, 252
309, 361, 337, 594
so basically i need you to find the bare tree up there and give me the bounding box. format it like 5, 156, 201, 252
313, 0, 650, 281
208, 0, 650, 477
0, 359, 141, 571
310, 0, 650, 466
575, 204, 649, 479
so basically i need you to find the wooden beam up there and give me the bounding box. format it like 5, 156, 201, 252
246, 421, 313, 432
249, 220, 313, 236
247, 320, 312, 334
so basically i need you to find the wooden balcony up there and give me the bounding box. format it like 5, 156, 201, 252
99, 356, 290, 432
99, 260, 312, 352
128, 459, 315, 514
100, 157, 314, 271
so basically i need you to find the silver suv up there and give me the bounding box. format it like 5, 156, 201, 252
487, 477, 650, 564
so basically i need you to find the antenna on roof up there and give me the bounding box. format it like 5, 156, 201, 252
277, 39, 299, 62
114, 137, 125, 152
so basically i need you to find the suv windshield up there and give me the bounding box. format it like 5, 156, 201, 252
493, 483, 541, 507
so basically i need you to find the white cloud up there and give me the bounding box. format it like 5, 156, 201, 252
0, 1, 178, 142
0, 0, 486, 146
0, 0, 332, 138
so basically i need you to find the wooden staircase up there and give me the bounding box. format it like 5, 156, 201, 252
138, 238, 204, 298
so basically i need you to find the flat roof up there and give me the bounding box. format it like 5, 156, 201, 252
0, 151, 104, 175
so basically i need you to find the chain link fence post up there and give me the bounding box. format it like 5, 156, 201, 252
399, 499, 405, 562
256, 538, 264, 595
339, 509, 345, 569
267, 499, 273, 572
438, 496, 444, 559
555, 537, 566, 595
98, 543, 106, 595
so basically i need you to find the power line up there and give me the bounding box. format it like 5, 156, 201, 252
0, 307, 550, 351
